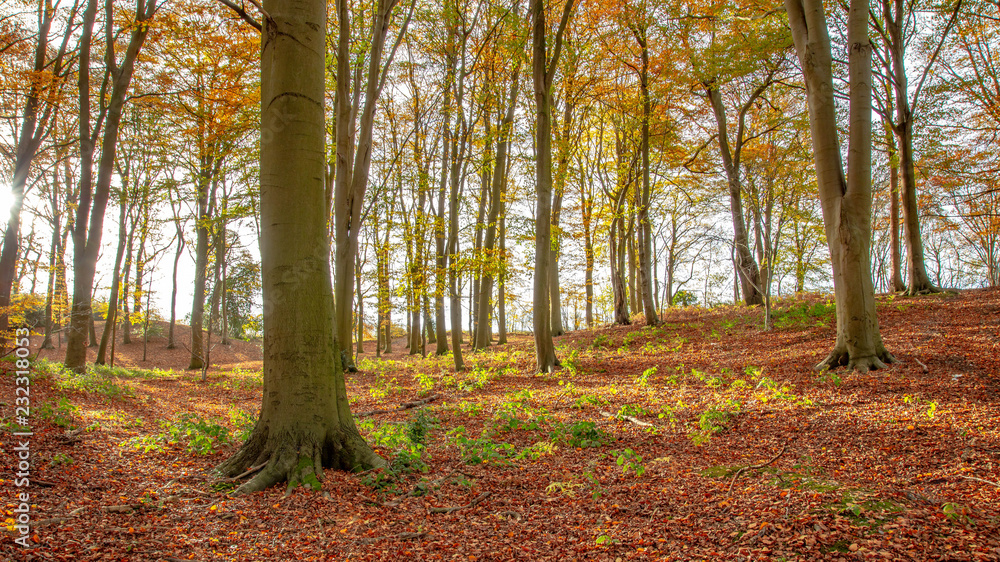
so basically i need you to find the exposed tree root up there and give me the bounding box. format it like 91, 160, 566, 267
358, 531, 429, 544
216, 426, 384, 495
599, 410, 653, 427
815, 346, 897, 372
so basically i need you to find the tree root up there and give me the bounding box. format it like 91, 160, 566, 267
216, 428, 384, 495
816, 347, 897, 372
358, 531, 429, 544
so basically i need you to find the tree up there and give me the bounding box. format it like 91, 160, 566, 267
0, 0, 77, 345
785, 0, 896, 370
64, 0, 160, 373
216, 0, 382, 492
531, 0, 575, 372
870, 0, 963, 294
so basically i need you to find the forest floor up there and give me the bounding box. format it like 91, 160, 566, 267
2, 289, 999, 561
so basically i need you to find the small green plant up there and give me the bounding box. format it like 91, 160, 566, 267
815, 369, 842, 387
590, 333, 612, 349
616, 403, 651, 419
942, 502, 971, 523
127, 413, 233, 455
583, 469, 604, 499
370, 375, 401, 400
516, 440, 557, 460
413, 371, 435, 395
691, 399, 741, 445
551, 421, 608, 448
447, 426, 514, 465
562, 350, 581, 376
902, 394, 937, 419
614, 448, 646, 477
572, 393, 605, 409
635, 366, 657, 387
228, 408, 256, 443
38, 397, 80, 429
49, 452, 74, 467
545, 480, 583, 497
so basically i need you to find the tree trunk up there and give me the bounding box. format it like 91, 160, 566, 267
497, 213, 508, 344
634, 25, 658, 325
217, 0, 382, 492
530, 0, 574, 372
96, 199, 128, 364
706, 86, 764, 306
887, 133, 904, 292
65, 0, 155, 372
475, 69, 519, 349
894, 120, 936, 293
786, 0, 895, 370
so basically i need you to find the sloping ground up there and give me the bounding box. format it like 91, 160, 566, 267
32, 320, 263, 373
2, 289, 998, 561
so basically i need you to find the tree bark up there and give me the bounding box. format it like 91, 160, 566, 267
531, 0, 574, 372
633, 23, 658, 325
217, 0, 382, 492
65, 0, 156, 373
96, 198, 128, 364
786, 0, 895, 370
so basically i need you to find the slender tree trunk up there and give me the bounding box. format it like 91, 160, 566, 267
498, 213, 508, 344
475, 69, 520, 349
888, 137, 904, 292
65, 0, 155, 372
634, 25, 658, 325
96, 199, 128, 364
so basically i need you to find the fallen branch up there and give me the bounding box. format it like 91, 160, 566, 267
599, 410, 653, 427
358, 531, 428, 544
102, 503, 145, 513
912, 356, 929, 373
959, 475, 1000, 488
356, 395, 440, 418
728, 441, 789, 495
429, 492, 491, 514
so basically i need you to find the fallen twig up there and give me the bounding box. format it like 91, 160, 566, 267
912, 356, 929, 373
358, 531, 429, 544
959, 475, 1000, 488
429, 492, 491, 514
356, 395, 440, 418
728, 441, 789, 495
599, 410, 653, 427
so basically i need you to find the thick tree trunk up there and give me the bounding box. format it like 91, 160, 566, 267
217, 0, 382, 492
786, 0, 895, 370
